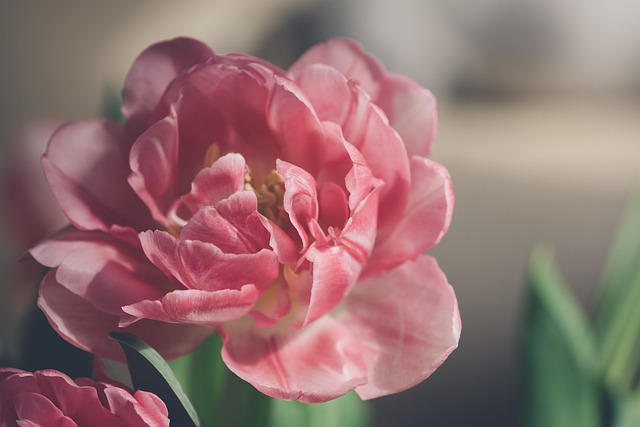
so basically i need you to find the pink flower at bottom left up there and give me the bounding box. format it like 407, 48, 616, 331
0, 368, 169, 427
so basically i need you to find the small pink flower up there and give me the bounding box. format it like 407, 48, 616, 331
31, 38, 460, 402
0, 368, 169, 426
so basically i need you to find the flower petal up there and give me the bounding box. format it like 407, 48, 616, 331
177, 153, 247, 217
290, 38, 386, 100
294, 64, 411, 230
29, 227, 173, 316
122, 37, 214, 136
366, 157, 454, 277
277, 160, 319, 250
345, 256, 460, 399
376, 74, 438, 158
220, 316, 367, 403
43, 120, 154, 234
122, 285, 259, 326
180, 191, 271, 254
38, 272, 212, 362
14, 392, 81, 427
128, 112, 179, 226
139, 231, 278, 292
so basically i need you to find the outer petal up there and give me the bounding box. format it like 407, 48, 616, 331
345, 256, 460, 399
122, 37, 214, 135
29, 227, 173, 317
219, 316, 367, 403
366, 157, 454, 277
290, 38, 386, 100
292, 39, 438, 157
38, 272, 212, 362
121, 285, 259, 326
376, 74, 438, 158
104, 388, 169, 427
43, 120, 154, 234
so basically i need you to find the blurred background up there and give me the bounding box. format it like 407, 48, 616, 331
1, 1, 640, 425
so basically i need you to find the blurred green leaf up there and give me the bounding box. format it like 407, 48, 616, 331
270, 391, 370, 427
594, 192, 640, 393
521, 246, 600, 427
109, 332, 202, 427
612, 389, 640, 427
169, 335, 229, 427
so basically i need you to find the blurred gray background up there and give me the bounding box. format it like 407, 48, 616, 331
2, 1, 640, 425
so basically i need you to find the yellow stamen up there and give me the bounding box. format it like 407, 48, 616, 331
203, 143, 221, 167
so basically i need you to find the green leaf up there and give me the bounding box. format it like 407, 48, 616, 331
269, 392, 370, 427
109, 332, 202, 427
169, 335, 228, 427
594, 192, 640, 393
521, 245, 600, 427
612, 389, 640, 427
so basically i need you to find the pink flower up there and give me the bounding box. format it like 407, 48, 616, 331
31, 37, 460, 402
0, 368, 169, 426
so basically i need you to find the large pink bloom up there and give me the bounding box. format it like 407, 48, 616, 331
0, 368, 169, 426
31, 37, 460, 402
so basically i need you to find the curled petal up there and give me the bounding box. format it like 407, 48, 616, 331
128, 112, 179, 226
220, 316, 367, 403
180, 191, 271, 254
122, 285, 259, 326
38, 272, 211, 362
277, 160, 319, 250
346, 256, 461, 399
177, 153, 247, 216
366, 157, 454, 277
139, 231, 278, 292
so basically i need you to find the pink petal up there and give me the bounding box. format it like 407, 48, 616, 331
345, 256, 460, 399
14, 392, 80, 427
38, 272, 212, 362
43, 120, 154, 233
290, 38, 386, 100
277, 160, 318, 250
366, 157, 454, 277
29, 228, 173, 316
376, 74, 438, 158
139, 231, 278, 292
318, 181, 349, 230
258, 217, 299, 264
177, 153, 247, 217
169, 67, 280, 186
294, 64, 411, 230
249, 278, 292, 328
220, 316, 367, 403
122, 37, 214, 136
303, 245, 363, 325
122, 285, 259, 326
302, 183, 381, 325
180, 191, 271, 254
128, 112, 179, 226
266, 75, 325, 176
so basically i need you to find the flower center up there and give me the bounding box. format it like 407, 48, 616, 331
245, 169, 286, 225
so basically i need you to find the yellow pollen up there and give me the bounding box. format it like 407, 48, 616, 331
245, 169, 286, 224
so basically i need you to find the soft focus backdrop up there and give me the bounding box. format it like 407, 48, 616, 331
2, 1, 640, 425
